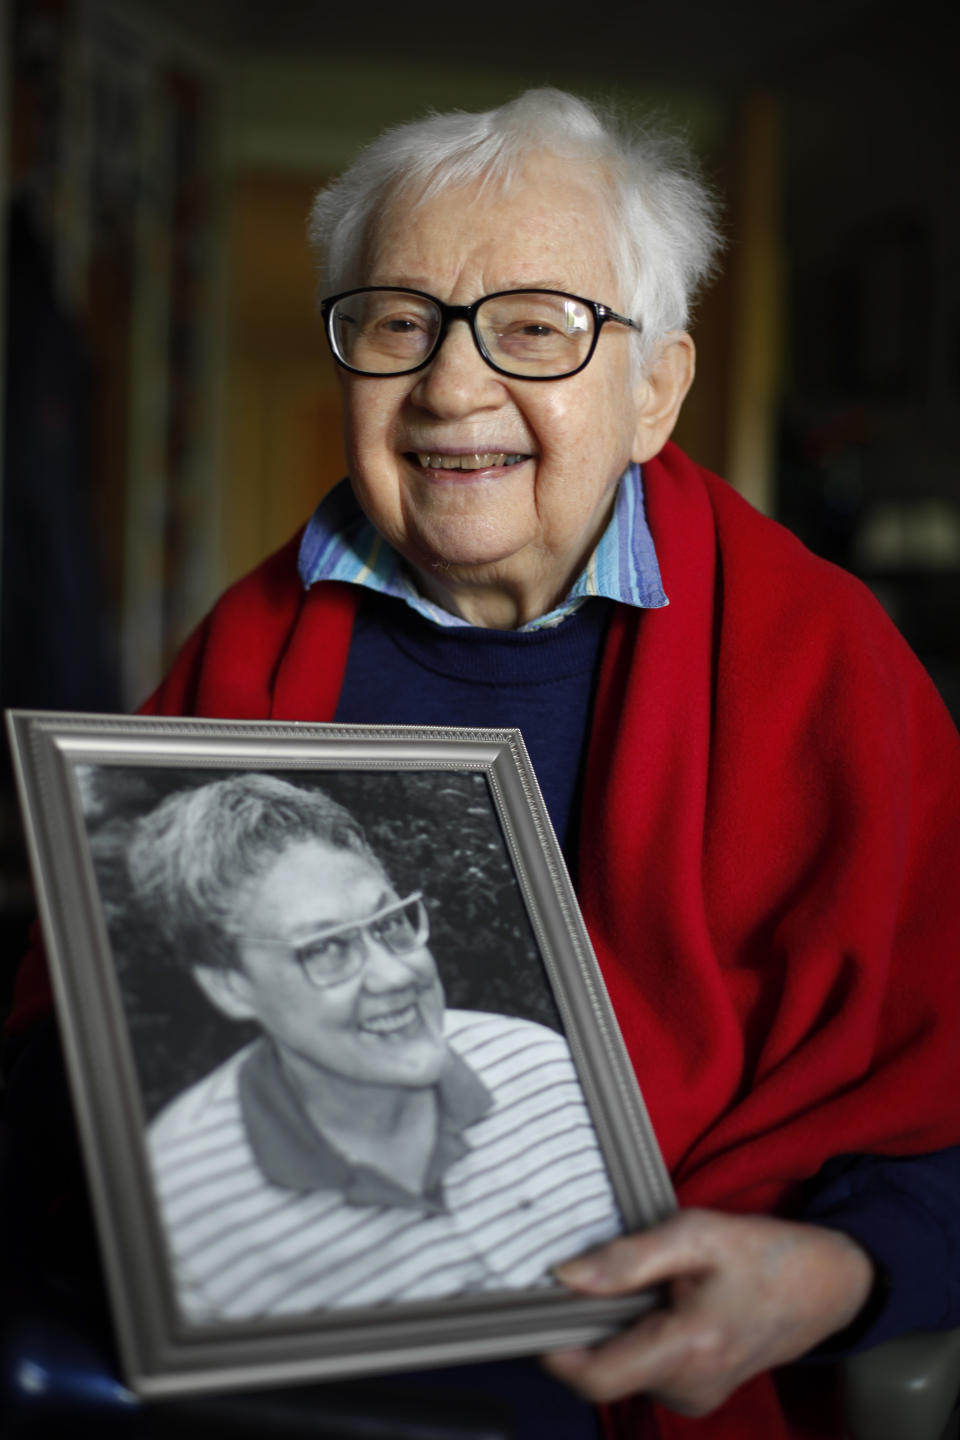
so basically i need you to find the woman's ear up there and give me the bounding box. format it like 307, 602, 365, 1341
191, 963, 258, 1022
630, 332, 696, 463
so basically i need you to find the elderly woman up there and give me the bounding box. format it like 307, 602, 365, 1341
8, 89, 960, 1439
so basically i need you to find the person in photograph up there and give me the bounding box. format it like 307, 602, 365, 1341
8, 88, 960, 1438
129, 772, 622, 1321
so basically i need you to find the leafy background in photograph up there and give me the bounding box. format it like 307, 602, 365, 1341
78, 763, 563, 1118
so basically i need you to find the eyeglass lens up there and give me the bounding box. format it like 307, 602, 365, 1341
297, 894, 429, 987
328, 290, 596, 378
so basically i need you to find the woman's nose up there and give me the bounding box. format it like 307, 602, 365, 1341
360, 935, 432, 991
410, 319, 506, 418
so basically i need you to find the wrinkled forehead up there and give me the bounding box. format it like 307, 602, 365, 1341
228, 834, 391, 928
355, 153, 624, 300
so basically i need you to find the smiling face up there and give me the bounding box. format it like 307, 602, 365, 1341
208, 839, 448, 1091
338, 155, 656, 627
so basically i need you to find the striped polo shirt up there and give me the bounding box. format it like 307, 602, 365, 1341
148, 1009, 623, 1323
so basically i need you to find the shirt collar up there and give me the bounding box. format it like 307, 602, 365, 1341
297, 461, 668, 632
237, 1035, 494, 1212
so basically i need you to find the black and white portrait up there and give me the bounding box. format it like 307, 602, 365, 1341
76, 763, 624, 1323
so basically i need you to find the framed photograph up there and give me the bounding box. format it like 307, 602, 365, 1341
7, 711, 674, 1400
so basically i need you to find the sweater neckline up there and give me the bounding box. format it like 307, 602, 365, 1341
355, 591, 615, 686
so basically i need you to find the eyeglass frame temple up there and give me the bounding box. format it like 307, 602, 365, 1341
320, 286, 642, 381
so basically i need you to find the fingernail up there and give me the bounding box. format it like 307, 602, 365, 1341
543, 1347, 589, 1371
553, 1257, 600, 1287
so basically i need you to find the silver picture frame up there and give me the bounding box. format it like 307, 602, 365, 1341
7, 710, 674, 1401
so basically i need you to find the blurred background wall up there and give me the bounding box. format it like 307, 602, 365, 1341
1, 0, 958, 983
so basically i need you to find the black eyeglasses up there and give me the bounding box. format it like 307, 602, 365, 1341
321, 286, 642, 381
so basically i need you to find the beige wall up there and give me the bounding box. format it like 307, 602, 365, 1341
221, 173, 346, 585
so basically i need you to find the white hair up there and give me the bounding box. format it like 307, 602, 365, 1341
307, 88, 723, 367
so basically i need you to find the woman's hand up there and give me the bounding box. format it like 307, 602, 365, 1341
543, 1208, 875, 1417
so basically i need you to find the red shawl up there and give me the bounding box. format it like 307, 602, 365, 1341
12, 442, 960, 1438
